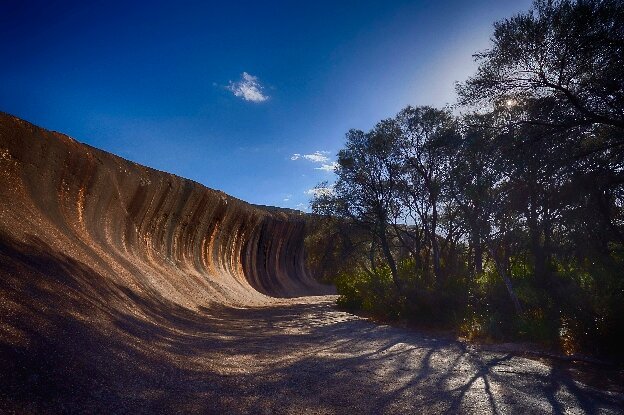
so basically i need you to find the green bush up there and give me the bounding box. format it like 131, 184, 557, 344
335, 265, 403, 318
334, 250, 624, 360
335, 259, 469, 325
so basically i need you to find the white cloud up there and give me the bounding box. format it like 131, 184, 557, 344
227, 72, 269, 102
315, 162, 339, 172
304, 186, 334, 198
283, 194, 292, 202
304, 152, 329, 163
290, 150, 331, 163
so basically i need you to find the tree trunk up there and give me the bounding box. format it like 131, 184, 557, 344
392, 224, 421, 269
379, 225, 401, 292
431, 201, 442, 282
489, 245, 523, 316
474, 244, 483, 274
369, 239, 377, 273
472, 230, 483, 274
528, 187, 547, 282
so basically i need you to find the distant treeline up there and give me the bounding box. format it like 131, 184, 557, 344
306, 0, 624, 358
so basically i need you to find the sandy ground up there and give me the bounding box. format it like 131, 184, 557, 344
2, 295, 621, 414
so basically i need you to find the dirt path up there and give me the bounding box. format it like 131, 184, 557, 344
2, 295, 622, 414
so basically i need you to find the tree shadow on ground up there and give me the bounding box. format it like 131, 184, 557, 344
1, 234, 622, 414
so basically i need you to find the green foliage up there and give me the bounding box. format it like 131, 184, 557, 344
548, 251, 624, 356
335, 259, 469, 325
313, 0, 624, 360
333, 249, 624, 358
335, 266, 403, 318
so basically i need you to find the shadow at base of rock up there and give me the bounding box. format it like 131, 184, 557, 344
1, 234, 622, 414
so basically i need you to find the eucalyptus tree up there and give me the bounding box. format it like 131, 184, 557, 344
448, 113, 497, 275
449, 107, 525, 315
458, 0, 624, 130
455, 0, 624, 313
395, 106, 459, 283
312, 120, 404, 289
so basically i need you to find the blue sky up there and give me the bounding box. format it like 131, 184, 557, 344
0, 0, 531, 210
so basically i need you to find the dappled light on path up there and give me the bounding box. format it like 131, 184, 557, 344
2, 273, 621, 414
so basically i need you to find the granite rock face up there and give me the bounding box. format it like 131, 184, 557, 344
0, 113, 327, 312
0, 113, 331, 412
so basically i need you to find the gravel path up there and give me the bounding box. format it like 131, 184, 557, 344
2, 296, 623, 414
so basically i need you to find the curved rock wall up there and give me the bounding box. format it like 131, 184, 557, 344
0, 113, 327, 311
